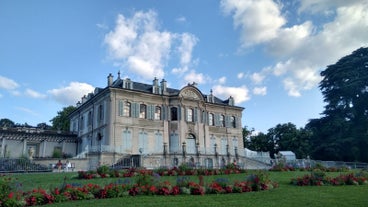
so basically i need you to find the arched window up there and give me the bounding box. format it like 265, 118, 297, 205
208, 113, 214, 126
124, 102, 131, 117
155, 106, 161, 120
230, 116, 236, 128
171, 107, 177, 121
187, 134, 196, 154
98, 104, 104, 122
220, 115, 225, 127
139, 104, 146, 119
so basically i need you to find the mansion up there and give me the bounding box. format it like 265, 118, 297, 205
69, 73, 246, 169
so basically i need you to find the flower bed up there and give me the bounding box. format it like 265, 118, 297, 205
290, 170, 368, 186
0, 171, 277, 207
78, 165, 245, 180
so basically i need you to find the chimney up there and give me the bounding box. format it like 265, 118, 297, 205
152, 77, 159, 94
107, 73, 113, 86
161, 79, 167, 94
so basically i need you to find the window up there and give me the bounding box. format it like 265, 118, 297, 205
122, 129, 132, 152
187, 134, 196, 154
187, 108, 193, 122
87, 111, 92, 126
210, 136, 216, 154
139, 131, 148, 153
139, 104, 146, 119
220, 115, 225, 127
230, 116, 236, 128
155, 131, 163, 152
232, 137, 238, 154
124, 102, 131, 117
208, 113, 214, 126
171, 107, 177, 121
98, 105, 104, 121
80, 116, 84, 130
155, 106, 161, 120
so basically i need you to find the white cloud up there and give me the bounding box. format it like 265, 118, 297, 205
15, 106, 39, 116
184, 70, 207, 85
221, 0, 286, 47
237, 72, 244, 79
218, 76, 227, 84
176, 16, 187, 23
253, 86, 267, 96
223, 0, 368, 97
251, 72, 266, 84
298, 0, 363, 14
213, 85, 250, 104
104, 10, 171, 79
0, 75, 19, 90
25, 88, 47, 99
48, 82, 95, 105
11, 90, 21, 96
172, 33, 198, 75
105, 10, 198, 81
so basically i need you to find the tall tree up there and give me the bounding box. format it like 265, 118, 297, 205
309, 47, 368, 162
50, 106, 76, 131
0, 118, 15, 127
267, 123, 311, 159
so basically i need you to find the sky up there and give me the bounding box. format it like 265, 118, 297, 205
0, 0, 367, 133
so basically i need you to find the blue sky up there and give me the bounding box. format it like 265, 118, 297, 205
0, 0, 367, 133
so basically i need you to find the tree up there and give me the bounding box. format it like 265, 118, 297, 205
37, 122, 52, 130
0, 118, 15, 128
242, 126, 254, 147
50, 106, 76, 131
267, 123, 311, 159
308, 47, 368, 162
245, 132, 271, 153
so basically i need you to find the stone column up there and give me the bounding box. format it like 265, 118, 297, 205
1, 137, 5, 157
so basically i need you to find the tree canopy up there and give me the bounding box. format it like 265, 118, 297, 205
50, 106, 76, 131
244, 123, 310, 159
307, 47, 368, 162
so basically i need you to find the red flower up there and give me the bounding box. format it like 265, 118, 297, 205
8, 192, 14, 199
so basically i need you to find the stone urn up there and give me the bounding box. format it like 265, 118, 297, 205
28, 147, 35, 160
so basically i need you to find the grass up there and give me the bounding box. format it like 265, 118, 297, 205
8, 170, 368, 207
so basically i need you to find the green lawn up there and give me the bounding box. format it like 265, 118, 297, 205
9, 171, 368, 207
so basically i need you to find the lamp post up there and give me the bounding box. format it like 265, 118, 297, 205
139, 148, 143, 167
196, 142, 200, 167
163, 142, 167, 166
214, 143, 218, 168
182, 142, 186, 161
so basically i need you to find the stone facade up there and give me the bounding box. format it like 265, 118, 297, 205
0, 127, 77, 159
69, 73, 245, 169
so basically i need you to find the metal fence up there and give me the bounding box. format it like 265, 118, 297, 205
0, 158, 52, 173
281, 159, 368, 169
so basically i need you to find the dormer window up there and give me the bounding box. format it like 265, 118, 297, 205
123, 78, 133, 89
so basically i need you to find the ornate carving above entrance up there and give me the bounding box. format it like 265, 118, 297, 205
179, 86, 204, 101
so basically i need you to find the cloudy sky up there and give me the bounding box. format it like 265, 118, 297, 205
0, 0, 367, 132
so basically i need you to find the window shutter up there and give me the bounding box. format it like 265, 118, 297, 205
236, 117, 241, 128
194, 108, 198, 122
162, 105, 166, 120
184, 107, 188, 121
225, 115, 230, 128
202, 110, 206, 124
147, 105, 152, 120
214, 114, 219, 126
133, 103, 140, 118
177, 106, 181, 120
118, 100, 124, 116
